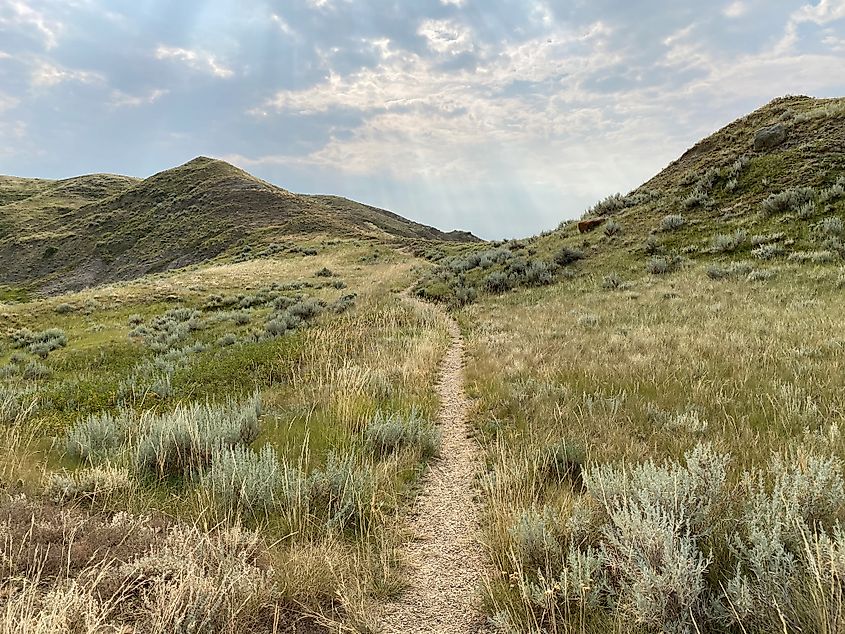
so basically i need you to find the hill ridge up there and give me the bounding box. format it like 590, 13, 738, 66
0, 157, 480, 294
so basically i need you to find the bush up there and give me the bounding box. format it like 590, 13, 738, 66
10, 328, 67, 358
586, 193, 627, 217
206, 443, 285, 514
820, 216, 845, 236
364, 410, 440, 460
134, 394, 263, 478
307, 452, 375, 531
288, 298, 324, 320
710, 230, 747, 253
523, 260, 552, 286
484, 271, 512, 294
454, 284, 477, 306
54, 303, 75, 314
643, 235, 661, 255
22, 360, 51, 380
0, 385, 38, 423
315, 267, 334, 277
646, 256, 682, 275
788, 250, 837, 264
46, 464, 134, 505
660, 214, 685, 231
752, 244, 785, 260
217, 333, 237, 347
820, 176, 845, 205
603, 219, 623, 236
542, 439, 585, 486
682, 188, 710, 210
761, 186, 815, 216
707, 262, 753, 280
66, 411, 132, 463
509, 507, 562, 570
553, 247, 584, 267
601, 273, 623, 290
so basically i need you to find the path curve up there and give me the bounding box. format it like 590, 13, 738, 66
380, 296, 489, 634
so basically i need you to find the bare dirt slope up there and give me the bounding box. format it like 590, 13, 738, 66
380, 297, 489, 634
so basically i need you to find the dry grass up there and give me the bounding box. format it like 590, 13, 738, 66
461, 263, 845, 632
0, 246, 449, 631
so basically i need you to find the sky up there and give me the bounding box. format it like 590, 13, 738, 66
0, 1, 844, 239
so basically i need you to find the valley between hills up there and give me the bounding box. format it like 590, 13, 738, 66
2, 94, 845, 633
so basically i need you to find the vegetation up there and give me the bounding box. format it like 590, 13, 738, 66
1, 94, 845, 632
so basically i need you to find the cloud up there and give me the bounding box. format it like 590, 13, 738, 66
0, 1, 61, 49
271, 13, 296, 37
109, 88, 168, 108
723, 1, 749, 18
778, 0, 845, 52
0, 119, 27, 158
0, 93, 19, 112
418, 19, 476, 55
155, 45, 234, 78
30, 60, 102, 87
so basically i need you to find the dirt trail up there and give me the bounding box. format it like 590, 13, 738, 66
380, 297, 489, 634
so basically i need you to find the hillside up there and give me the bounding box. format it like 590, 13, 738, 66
3, 95, 845, 634
416, 95, 845, 302
0, 157, 479, 295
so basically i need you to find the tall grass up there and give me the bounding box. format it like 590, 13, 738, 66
463, 265, 845, 632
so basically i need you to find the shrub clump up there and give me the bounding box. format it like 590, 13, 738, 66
760, 186, 815, 217
134, 394, 262, 478
364, 410, 440, 460
646, 255, 682, 275
660, 214, 685, 232
205, 443, 287, 515
709, 229, 747, 254
10, 328, 67, 359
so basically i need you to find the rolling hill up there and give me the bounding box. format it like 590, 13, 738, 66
416, 94, 845, 303
0, 156, 479, 294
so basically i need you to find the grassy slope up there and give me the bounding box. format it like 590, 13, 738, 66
2, 94, 845, 632
0, 240, 450, 631
453, 95, 845, 632
0, 156, 478, 295
414, 95, 845, 305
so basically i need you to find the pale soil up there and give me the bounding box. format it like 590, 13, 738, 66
380, 297, 490, 633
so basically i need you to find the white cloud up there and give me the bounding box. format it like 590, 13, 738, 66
0, 119, 27, 158
418, 19, 476, 55
723, 1, 749, 18
30, 60, 102, 87
271, 13, 296, 37
0, 93, 19, 112
155, 45, 234, 78
247, 3, 845, 226
108, 88, 168, 108
0, 1, 62, 49
823, 32, 845, 52
778, 0, 845, 52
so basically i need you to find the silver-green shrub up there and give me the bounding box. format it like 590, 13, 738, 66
363, 410, 440, 460
660, 214, 685, 231
206, 443, 287, 514
710, 230, 747, 253
761, 186, 815, 216
66, 410, 132, 463
134, 393, 262, 478
307, 452, 375, 531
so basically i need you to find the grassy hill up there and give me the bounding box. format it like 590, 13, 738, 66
0, 156, 478, 295
416, 95, 845, 302
3, 95, 845, 634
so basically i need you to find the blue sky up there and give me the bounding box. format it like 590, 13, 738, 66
0, 0, 844, 238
